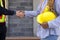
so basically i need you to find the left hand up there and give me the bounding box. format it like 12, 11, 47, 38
40, 22, 48, 29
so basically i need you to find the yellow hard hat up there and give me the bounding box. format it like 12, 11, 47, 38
36, 11, 56, 24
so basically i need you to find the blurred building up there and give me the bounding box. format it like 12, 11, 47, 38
5, 0, 40, 37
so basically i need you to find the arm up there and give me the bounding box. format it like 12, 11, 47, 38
24, 6, 40, 17
16, 0, 48, 18
16, 6, 41, 18
24, 11, 40, 17
0, 6, 16, 15
24, 0, 48, 17
48, 0, 60, 28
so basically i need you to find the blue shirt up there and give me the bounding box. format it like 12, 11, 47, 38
24, 0, 60, 38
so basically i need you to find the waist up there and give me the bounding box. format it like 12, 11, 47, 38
0, 22, 6, 25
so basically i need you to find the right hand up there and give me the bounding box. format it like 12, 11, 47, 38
16, 10, 25, 18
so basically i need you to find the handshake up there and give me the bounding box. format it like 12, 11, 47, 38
16, 10, 25, 18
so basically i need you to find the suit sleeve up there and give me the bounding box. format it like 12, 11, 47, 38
0, 6, 16, 15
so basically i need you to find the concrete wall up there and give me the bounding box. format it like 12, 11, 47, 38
6, 0, 33, 37
5, 0, 41, 37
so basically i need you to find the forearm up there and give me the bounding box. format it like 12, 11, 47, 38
24, 11, 40, 17
0, 6, 16, 15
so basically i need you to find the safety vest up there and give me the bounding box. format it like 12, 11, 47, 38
0, 0, 5, 23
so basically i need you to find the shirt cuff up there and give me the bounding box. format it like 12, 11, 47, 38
13, 10, 16, 14
24, 11, 31, 17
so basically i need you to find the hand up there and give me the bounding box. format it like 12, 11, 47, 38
40, 22, 48, 29
16, 10, 25, 18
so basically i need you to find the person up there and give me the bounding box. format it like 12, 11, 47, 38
16, 0, 60, 40
0, 0, 20, 40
